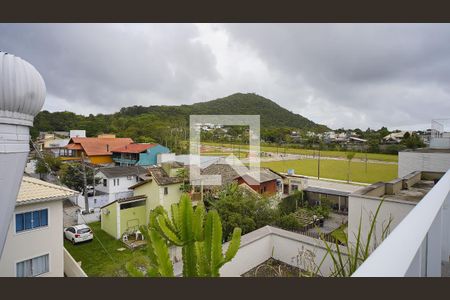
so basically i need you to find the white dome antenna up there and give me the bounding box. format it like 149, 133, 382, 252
0, 51, 46, 257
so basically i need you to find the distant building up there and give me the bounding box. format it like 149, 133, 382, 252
37, 130, 86, 157
63, 135, 134, 165
383, 131, 412, 144
111, 143, 170, 166
399, 124, 450, 177
91, 165, 148, 208
201, 163, 284, 196
0, 176, 78, 277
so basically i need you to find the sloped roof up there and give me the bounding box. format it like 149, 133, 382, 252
65, 137, 134, 156
99, 165, 148, 178
235, 168, 282, 185
201, 164, 240, 186
201, 164, 281, 186
148, 167, 184, 185
111, 143, 157, 154
17, 176, 78, 206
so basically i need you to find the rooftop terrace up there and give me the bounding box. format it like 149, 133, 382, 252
352, 171, 443, 203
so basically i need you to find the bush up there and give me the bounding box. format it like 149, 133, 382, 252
278, 191, 304, 215
276, 213, 302, 231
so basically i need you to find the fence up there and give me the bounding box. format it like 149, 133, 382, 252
64, 248, 87, 277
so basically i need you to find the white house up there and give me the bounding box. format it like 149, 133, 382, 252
0, 176, 78, 277
89, 166, 148, 208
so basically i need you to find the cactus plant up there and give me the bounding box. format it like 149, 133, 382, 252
127, 193, 241, 277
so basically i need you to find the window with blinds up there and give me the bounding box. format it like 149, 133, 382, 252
16, 254, 49, 277
15, 209, 48, 233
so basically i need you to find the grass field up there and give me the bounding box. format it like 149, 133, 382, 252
201, 151, 248, 158
261, 159, 398, 184
202, 142, 398, 162
64, 222, 148, 277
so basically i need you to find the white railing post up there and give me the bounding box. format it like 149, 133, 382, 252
426, 208, 442, 277
443, 192, 450, 262
406, 241, 424, 276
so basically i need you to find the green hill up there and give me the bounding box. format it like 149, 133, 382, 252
32, 93, 329, 144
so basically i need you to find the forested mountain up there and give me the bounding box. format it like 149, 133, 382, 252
31, 93, 329, 145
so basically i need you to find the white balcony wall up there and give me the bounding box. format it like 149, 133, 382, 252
352, 170, 450, 277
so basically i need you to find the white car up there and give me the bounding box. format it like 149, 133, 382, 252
64, 224, 94, 244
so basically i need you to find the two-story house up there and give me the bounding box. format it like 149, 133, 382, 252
100, 163, 184, 240
0, 176, 78, 277
111, 143, 170, 166
63, 135, 134, 165
92, 165, 148, 208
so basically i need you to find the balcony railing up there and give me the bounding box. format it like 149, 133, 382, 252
352, 170, 450, 277
112, 157, 138, 165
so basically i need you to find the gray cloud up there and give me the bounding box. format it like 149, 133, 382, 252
221, 24, 450, 129
0, 24, 219, 113
1, 23, 449, 130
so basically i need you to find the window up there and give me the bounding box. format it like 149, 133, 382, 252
117, 178, 120, 185
164, 187, 168, 195
120, 200, 146, 210
113, 178, 120, 186
16, 254, 49, 277
103, 179, 107, 187
15, 209, 48, 233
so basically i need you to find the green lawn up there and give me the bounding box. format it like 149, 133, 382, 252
201, 151, 248, 158
64, 222, 148, 277
261, 159, 398, 184
203, 142, 398, 162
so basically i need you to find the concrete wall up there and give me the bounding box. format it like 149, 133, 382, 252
76, 193, 111, 210
119, 204, 146, 235
348, 194, 416, 248
399, 151, 450, 177
63, 248, 87, 277
219, 226, 345, 277
0, 200, 64, 277
77, 210, 101, 224
101, 201, 118, 239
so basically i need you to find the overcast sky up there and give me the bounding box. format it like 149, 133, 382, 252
1, 23, 449, 131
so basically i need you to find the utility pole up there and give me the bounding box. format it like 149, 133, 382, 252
81, 152, 89, 212
365, 149, 368, 174
317, 147, 321, 180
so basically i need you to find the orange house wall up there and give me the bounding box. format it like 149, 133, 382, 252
89, 155, 113, 164
236, 178, 278, 195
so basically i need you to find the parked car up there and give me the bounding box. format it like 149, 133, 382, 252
64, 224, 93, 244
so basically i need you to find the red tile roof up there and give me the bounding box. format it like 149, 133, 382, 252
65, 137, 134, 156
111, 143, 157, 154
